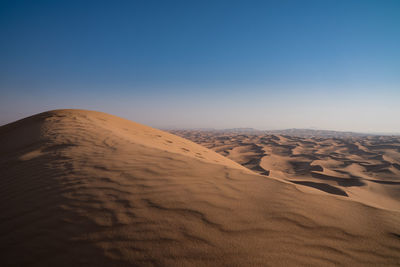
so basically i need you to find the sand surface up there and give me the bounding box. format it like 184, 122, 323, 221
1, 110, 400, 266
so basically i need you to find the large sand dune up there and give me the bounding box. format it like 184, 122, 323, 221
1, 110, 400, 266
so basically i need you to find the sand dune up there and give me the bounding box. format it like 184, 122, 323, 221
171, 130, 400, 212
1, 110, 400, 266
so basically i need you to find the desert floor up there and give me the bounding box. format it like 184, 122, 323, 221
1, 110, 399, 266
170, 129, 400, 212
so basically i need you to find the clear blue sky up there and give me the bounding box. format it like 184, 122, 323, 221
1, 0, 399, 132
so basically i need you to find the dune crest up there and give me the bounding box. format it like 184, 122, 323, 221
1, 110, 399, 266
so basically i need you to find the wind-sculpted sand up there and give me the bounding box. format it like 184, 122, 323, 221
171, 130, 400, 211
1, 110, 400, 266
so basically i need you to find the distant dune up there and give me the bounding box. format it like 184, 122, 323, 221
171, 130, 400, 212
1, 110, 400, 266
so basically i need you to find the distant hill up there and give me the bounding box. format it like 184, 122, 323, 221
168, 127, 399, 138
264, 128, 369, 138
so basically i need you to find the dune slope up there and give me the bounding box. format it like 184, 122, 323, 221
1, 110, 399, 266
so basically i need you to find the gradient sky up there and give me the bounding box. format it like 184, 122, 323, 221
1, 0, 399, 133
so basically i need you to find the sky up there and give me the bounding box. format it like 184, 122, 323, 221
1, 0, 399, 133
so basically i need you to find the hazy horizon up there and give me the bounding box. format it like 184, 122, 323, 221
1, 0, 399, 132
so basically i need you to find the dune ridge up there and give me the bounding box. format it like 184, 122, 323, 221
1, 110, 400, 266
